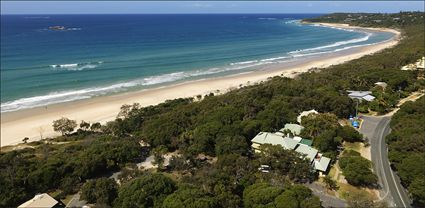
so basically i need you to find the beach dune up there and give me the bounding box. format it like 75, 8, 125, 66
0, 24, 400, 147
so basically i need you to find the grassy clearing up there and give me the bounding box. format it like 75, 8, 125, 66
332, 142, 378, 201
344, 142, 362, 152
60, 194, 75, 205
338, 183, 378, 201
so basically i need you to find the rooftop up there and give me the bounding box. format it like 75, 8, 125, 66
282, 137, 300, 150
280, 123, 304, 136
314, 156, 331, 172
18, 193, 59, 208
299, 139, 313, 147
362, 94, 376, 102
295, 144, 318, 163
297, 109, 318, 123
251, 132, 299, 150
347, 90, 372, 98
347, 90, 375, 101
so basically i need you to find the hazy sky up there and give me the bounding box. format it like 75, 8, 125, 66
1, 1, 424, 14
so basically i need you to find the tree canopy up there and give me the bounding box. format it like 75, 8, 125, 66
386, 96, 425, 206
113, 173, 176, 208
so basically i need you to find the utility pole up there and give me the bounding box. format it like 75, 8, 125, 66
356, 99, 359, 118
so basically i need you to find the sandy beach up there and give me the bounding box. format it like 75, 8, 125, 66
0, 23, 401, 147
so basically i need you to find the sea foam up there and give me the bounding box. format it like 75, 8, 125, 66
50, 61, 102, 71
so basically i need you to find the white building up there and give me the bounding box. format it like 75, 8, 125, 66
18, 193, 64, 208
297, 110, 318, 124
347, 90, 376, 102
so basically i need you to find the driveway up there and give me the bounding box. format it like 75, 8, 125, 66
305, 182, 347, 208
66, 193, 87, 208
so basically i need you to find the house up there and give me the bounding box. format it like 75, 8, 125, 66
251, 132, 331, 173
279, 124, 304, 136
347, 90, 375, 101
251, 132, 298, 152
314, 154, 331, 172
18, 193, 65, 208
297, 109, 318, 123
295, 144, 331, 172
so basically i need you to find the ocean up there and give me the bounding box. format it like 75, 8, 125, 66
0, 14, 393, 112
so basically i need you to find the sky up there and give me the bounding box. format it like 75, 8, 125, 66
1, 1, 424, 15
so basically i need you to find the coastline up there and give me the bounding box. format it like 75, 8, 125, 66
0, 23, 401, 147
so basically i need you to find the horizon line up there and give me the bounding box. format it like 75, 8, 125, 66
2, 11, 423, 15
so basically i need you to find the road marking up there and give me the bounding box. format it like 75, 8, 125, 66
380, 118, 408, 208
377, 119, 390, 198
387, 154, 408, 207
362, 116, 409, 207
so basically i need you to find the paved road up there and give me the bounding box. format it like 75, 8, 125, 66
306, 182, 347, 208
360, 115, 411, 208
66, 193, 86, 208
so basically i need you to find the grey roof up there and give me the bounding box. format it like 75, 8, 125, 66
251, 132, 298, 150
362, 94, 376, 102
347, 90, 376, 101
251, 132, 282, 146
280, 124, 305, 136
282, 137, 299, 150
314, 156, 331, 172
347, 91, 372, 98
295, 144, 318, 163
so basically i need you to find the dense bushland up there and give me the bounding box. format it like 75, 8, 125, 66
386, 96, 425, 206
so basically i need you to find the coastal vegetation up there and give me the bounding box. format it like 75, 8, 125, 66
386, 96, 425, 207
339, 150, 377, 186
0, 12, 424, 207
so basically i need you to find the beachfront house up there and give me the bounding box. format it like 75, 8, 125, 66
18, 193, 65, 208
251, 130, 331, 173
279, 124, 304, 136
297, 109, 318, 124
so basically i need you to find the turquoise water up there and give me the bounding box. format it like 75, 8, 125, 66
0, 14, 393, 112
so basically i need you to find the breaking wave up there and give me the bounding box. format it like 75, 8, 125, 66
1, 59, 279, 112
291, 33, 371, 54
1, 22, 387, 113
50, 61, 103, 71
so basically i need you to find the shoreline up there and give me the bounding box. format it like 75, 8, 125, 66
0, 23, 401, 147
